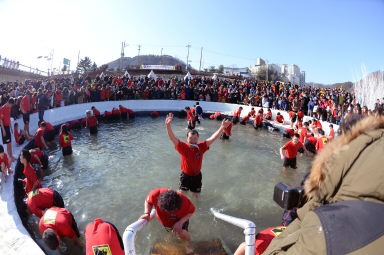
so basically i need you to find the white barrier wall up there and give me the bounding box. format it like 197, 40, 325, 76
0, 100, 338, 254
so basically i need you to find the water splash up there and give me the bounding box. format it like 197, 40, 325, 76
354, 67, 384, 110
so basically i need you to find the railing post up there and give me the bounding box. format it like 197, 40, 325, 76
210, 208, 256, 255
123, 209, 155, 255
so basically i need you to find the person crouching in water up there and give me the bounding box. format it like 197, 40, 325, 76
185, 106, 196, 130
85, 110, 98, 135
139, 188, 195, 253
221, 118, 234, 139
59, 125, 73, 156
240, 114, 251, 125
0, 145, 13, 183
14, 122, 32, 145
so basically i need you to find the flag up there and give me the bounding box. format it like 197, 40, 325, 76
63, 58, 70, 65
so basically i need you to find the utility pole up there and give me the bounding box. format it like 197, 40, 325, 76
120, 41, 128, 70
77, 51, 80, 72
199, 47, 203, 72
160, 48, 163, 65
137, 45, 141, 66
186, 43, 191, 71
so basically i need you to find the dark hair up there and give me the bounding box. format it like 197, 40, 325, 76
40, 122, 46, 127
196, 102, 199, 105
294, 133, 300, 138
21, 149, 31, 162
303, 122, 309, 127
185, 106, 190, 110
157, 190, 182, 212
91, 106, 95, 109
8, 97, 15, 104
318, 129, 325, 135
14, 122, 18, 128
61, 124, 69, 135
42, 228, 59, 250
329, 124, 333, 128
277, 112, 280, 115
187, 129, 199, 137
0, 145, 4, 153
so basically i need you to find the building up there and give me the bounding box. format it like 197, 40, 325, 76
300, 71, 306, 86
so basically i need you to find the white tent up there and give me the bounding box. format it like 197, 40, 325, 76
184, 72, 193, 81
212, 73, 218, 80
147, 70, 157, 79
124, 71, 131, 79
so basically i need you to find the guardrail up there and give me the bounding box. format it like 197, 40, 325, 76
211, 208, 256, 255
123, 209, 156, 255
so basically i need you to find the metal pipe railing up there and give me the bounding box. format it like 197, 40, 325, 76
123, 209, 156, 255
211, 208, 256, 255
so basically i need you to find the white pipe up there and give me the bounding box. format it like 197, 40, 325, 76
123, 209, 156, 255
211, 208, 256, 255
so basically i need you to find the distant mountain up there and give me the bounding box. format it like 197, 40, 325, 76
105, 55, 189, 70
306, 81, 354, 91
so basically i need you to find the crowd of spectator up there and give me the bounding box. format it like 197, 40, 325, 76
1, 74, 383, 125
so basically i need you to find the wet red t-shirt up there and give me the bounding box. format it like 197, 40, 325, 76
275, 115, 284, 123
146, 188, 195, 228
0, 104, 11, 126
175, 141, 209, 176
59, 132, 73, 148
39, 207, 76, 239
0, 153, 9, 167
282, 140, 303, 158
30, 148, 43, 164
316, 136, 328, 152
44, 122, 54, 132
296, 127, 307, 143
24, 163, 41, 193
27, 188, 54, 218
85, 219, 124, 255
86, 116, 98, 127
35, 128, 45, 148
92, 108, 101, 116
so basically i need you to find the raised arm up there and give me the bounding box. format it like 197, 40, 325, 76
206, 118, 231, 147
165, 113, 179, 146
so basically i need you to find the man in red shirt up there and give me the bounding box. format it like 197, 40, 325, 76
165, 113, 230, 197
139, 188, 195, 243
296, 122, 309, 144
91, 106, 101, 118
42, 121, 55, 144
20, 92, 32, 137
26, 188, 64, 218
85, 219, 124, 255
85, 110, 98, 134
39, 207, 82, 250
328, 124, 335, 141
0, 98, 16, 161
274, 112, 285, 124
316, 129, 328, 153
35, 122, 48, 150
233, 106, 243, 124
254, 110, 263, 129
30, 148, 48, 170
119, 104, 130, 119
240, 114, 251, 125
185, 106, 196, 130
280, 134, 304, 170
221, 119, 234, 139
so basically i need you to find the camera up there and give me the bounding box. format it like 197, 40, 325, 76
273, 182, 305, 210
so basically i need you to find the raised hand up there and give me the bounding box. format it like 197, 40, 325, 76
221, 118, 231, 128
165, 113, 174, 126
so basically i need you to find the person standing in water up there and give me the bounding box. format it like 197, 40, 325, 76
165, 113, 230, 197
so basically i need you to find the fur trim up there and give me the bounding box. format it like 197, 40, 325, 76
305, 116, 384, 199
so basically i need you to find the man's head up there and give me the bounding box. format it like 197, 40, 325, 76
292, 133, 300, 144
0, 145, 4, 155
157, 190, 182, 212
86, 110, 92, 117
7, 97, 14, 107
186, 129, 199, 144
40, 121, 47, 129
185, 106, 190, 111
303, 122, 309, 127
318, 129, 325, 136
329, 124, 333, 129
42, 228, 60, 250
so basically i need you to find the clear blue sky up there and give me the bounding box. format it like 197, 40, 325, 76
0, 0, 383, 84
